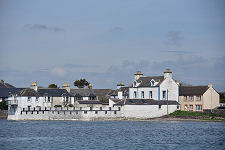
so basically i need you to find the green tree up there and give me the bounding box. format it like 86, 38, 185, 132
48, 84, 58, 88
0, 100, 8, 110
74, 78, 89, 88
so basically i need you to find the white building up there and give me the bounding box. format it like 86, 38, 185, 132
129, 69, 179, 102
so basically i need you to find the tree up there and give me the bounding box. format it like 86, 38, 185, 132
74, 78, 89, 88
48, 84, 58, 88
0, 100, 7, 110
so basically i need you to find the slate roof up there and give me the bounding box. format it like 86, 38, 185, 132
77, 100, 102, 104
179, 86, 209, 96
38, 88, 71, 97
109, 87, 129, 96
92, 89, 113, 97
0, 88, 25, 98
70, 88, 96, 97
137, 76, 164, 87
0, 82, 16, 88
114, 99, 179, 106
109, 98, 122, 103
18, 88, 40, 97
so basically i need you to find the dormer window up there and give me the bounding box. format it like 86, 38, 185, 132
134, 81, 136, 87
151, 80, 155, 86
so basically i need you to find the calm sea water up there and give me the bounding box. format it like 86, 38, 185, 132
0, 119, 225, 150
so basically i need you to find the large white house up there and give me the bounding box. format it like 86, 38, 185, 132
129, 69, 179, 102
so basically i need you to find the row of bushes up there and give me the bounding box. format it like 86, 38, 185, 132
54, 104, 74, 107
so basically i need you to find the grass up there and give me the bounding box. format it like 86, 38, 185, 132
169, 110, 218, 117
168, 110, 225, 121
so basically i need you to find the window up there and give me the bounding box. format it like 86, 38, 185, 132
95, 111, 98, 114
65, 97, 69, 102
151, 80, 155, 86
189, 96, 194, 101
184, 96, 187, 101
84, 111, 87, 114
159, 105, 162, 109
27, 97, 31, 102
162, 91, 166, 99
196, 105, 202, 111
114, 111, 117, 114
189, 105, 193, 111
185, 105, 188, 111
149, 91, 153, 99
36, 97, 39, 101
105, 111, 107, 114
134, 91, 137, 98
48, 97, 51, 102
196, 96, 201, 101
141, 91, 144, 99
134, 81, 136, 87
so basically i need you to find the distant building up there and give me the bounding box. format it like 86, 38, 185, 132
179, 84, 220, 111
0, 80, 21, 103
109, 81, 129, 100
0, 80, 15, 88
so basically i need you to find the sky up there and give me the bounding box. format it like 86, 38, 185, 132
0, 0, 225, 91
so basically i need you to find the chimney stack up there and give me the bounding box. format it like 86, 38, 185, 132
30, 82, 38, 91
208, 83, 213, 88
134, 71, 143, 80
117, 81, 124, 89
88, 83, 93, 89
1, 80, 4, 84
164, 69, 172, 79
62, 83, 71, 92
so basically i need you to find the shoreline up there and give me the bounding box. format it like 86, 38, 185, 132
3, 116, 225, 122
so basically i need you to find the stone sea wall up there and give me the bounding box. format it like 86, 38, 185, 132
8, 106, 122, 120
8, 105, 179, 120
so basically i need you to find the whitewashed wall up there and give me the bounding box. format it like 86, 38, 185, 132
159, 78, 179, 102
122, 105, 178, 118
8, 103, 179, 120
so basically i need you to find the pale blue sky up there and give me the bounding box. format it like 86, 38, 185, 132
0, 0, 225, 91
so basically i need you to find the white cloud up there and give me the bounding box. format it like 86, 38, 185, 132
50, 67, 67, 77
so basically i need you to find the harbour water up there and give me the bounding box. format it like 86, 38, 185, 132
0, 119, 225, 150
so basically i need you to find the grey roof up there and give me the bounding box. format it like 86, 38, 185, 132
119, 87, 129, 96
0, 82, 16, 88
38, 88, 71, 97
109, 87, 129, 96
18, 88, 40, 97
137, 76, 164, 87
92, 89, 113, 97
70, 88, 96, 97
109, 98, 122, 103
114, 99, 179, 106
77, 100, 102, 104
179, 86, 209, 96
0, 88, 24, 98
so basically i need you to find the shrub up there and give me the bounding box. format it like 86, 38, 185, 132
68, 104, 74, 107
54, 105, 62, 107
